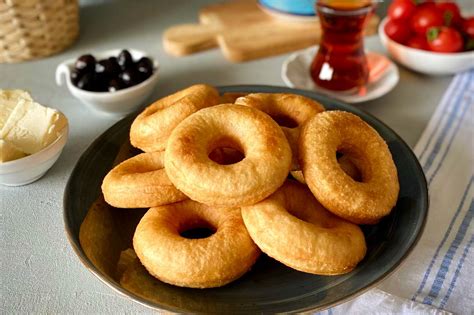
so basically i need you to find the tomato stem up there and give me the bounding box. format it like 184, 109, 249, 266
443, 11, 453, 26
466, 39, 474, 51
427, 27, 440, 43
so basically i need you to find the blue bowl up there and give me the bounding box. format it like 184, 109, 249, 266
259, 0, 316, 16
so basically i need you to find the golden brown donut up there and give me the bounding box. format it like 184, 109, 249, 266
242, 180, 367, 275
164, 104, 292, 207
299, 111, 399, 224
133, 200, 260, 288
291, 155, 361, 184
102, 151, 187, 208
129, 84, 220, 152
235, 93, 324, 170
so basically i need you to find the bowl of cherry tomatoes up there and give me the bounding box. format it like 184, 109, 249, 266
379, 0, 474, 75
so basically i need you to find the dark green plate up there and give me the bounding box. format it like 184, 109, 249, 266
64, 85, 428, 313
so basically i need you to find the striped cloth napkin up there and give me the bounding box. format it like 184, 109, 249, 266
325, 70, 474, 315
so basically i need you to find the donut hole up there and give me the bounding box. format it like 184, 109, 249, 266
336, 151, 363, 182
286, 207, 312, 224
285, 205, 334, 228
208, 137, 245, 165
179, 219, 217, 239
270, 114, 299, 128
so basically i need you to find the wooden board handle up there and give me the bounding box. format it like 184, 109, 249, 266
163, 24, 219, 56
219, 15, 380, 62
163, 14, 380, 61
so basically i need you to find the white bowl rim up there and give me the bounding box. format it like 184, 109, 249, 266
379, 17, 474, 58
61, 48, 160, 98
0, 123, 68, 169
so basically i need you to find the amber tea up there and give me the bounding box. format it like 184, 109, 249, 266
310, 1, 377, 91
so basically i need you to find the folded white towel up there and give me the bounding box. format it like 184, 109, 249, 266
329, 288, 449, 314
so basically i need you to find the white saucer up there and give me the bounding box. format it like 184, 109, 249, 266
281, 47, 399, 103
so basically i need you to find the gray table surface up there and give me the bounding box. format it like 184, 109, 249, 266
0, 0, 460, 313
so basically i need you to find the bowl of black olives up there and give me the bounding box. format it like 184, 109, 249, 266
56, 49, 159, 116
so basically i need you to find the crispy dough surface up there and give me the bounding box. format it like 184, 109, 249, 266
133, 200, 260, 288
130, 84, 220, 152
291, 155, 361, 184
164, 104, 292, 207
242, 180, 367, 275
235, 93, 324, 170
102, 151, 187, 208
299, 111, 399, 224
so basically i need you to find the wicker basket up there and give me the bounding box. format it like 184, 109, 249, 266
0, 0, 79, 63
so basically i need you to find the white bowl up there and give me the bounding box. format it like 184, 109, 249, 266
0, 124, 68, 186
56, 49, 159, 117
379, 17, 474, 75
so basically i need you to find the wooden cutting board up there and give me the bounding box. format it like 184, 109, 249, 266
163, 0, 379, 62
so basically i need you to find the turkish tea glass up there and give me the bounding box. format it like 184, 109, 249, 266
310, 0, 377, 91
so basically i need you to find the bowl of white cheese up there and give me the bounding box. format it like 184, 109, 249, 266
0, 90, 68, 186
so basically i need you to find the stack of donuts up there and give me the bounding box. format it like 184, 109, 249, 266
101, 84, 400, 289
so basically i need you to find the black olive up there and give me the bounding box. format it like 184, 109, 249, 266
108, 78, 125, 92
75, 54, 96, 72
119, 68, 143, 87
136, 57, 154, 78
76, 72, 95, 91
117, 50, 134, 70
70, 69, 83, 85
76, 72, 108, 92
93, 73, 109, 92
95, 59, 121, 77
108, 57, 120, 71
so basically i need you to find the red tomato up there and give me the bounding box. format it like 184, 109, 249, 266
427, 26, 463, 52
436, 2, 462, 27
385, 19, 412, 44
407, 35, 429, 50
411, 6, 444, 35
388, 0, 416, 21
417, 1, 436, 10
462, 17, 474, 38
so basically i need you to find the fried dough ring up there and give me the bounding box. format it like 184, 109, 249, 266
235, 93, 324, 170
165, 104, 292, 207
133, 200, 260, 288
242, 180, 366, 275
291, 155, 361, 184
299, 111, 399, 224
130, 84, 220, 152
102, 151, 187, 208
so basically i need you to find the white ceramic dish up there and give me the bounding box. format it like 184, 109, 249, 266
0, 124, 68, 186
56, 49, 159, 117
282, 47, 399, 103
379, 17, 474, 76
